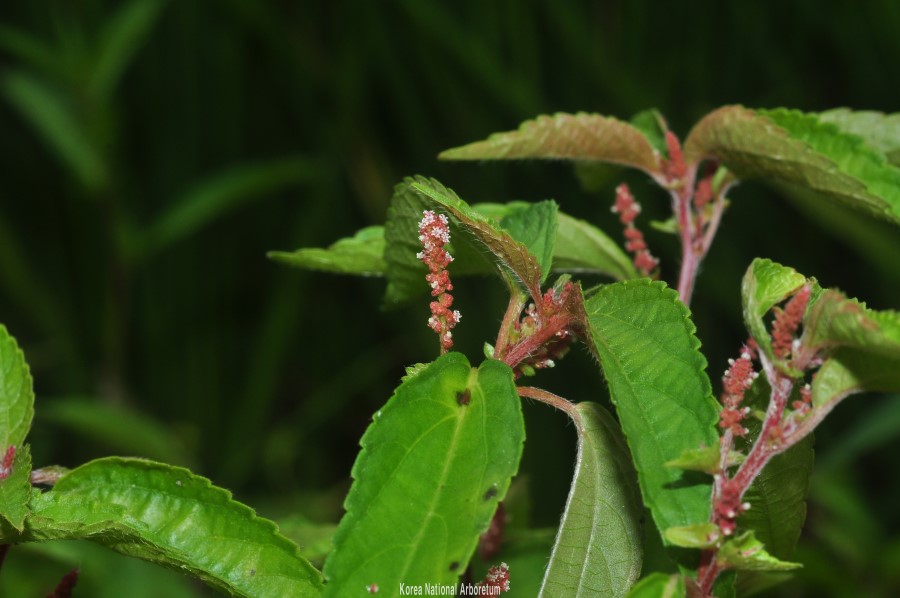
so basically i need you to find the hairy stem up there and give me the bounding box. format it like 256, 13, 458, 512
517, 386, 576, 417
494, 291, 527, 361
503, 315, 570, 371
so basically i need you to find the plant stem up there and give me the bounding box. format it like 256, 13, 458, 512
494, 291, 526, 361
517, 386, 576, 417
503, 315, 570, 371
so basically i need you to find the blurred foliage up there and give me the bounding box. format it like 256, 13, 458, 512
0, 1, 898, 595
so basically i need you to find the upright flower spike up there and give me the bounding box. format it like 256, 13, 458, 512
771, 285, 812, 360
417, 210, 461, 353
719, 347, 757, 437
612, 184, 659, 277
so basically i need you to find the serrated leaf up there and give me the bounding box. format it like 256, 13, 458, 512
583, 280, 719, 540
683, 105, 900, 224
626, 573, 685, 598
0, 325, 34, 450
741, 259, 808, 360
439, 112, 663, 175
738, 378, 813, 561
663, 523, 719, 549
16, 458, 324, 597
817, 108, 900, 166
0, 444, 31, 532
717, 531, 802, 572
323, 353, 524, 595
539, 402, 642, 597
665, 446, 744, 474
268, 226, 386, 277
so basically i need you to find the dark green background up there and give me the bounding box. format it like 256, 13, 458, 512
0, 1, 898, 595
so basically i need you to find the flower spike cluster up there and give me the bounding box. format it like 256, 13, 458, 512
612, 183, 659, 277
417, 210, 461, 353
771, 285, 811, 360
718, 346, 757, 437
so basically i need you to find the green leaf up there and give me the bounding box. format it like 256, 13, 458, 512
741, 258, 808, 360
717, 531, 802, 572
663, 523, 719, 549
323, 353, 524, 595
439, 112, 663, 176
683, 105, 900, 224
383, 177, 544, 305
142, 156, 320, 256
17, 458, 324, 597
817, 108, 900, 166
583, 280, 719, 540
539, 402, 642, 598
90, 0, 170, 100
554, 212, 638, 280
626, 573, 685, 598
629, 109, 669, 155
665, 446, 744, 474
801, 290, 900, 357
38, 396, 193, 466
812, 350, 900, 411
498, 200, 558, 282
738, 379, 814, 561
268, 226, 386, 277
0, 444, 31, 532
277, 515, 336, 567
2, 70, 108, 192
0, 325, 34, 450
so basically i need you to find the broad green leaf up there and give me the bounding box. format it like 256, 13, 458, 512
626, 573, 685, 598
801, 290, 900, 357
277, 515, 336, 567
142, 156, 319, 256
38, 396, 192, 466
0, 325, 34, 450
498, 200, 558, 282
741, 259, 807, 360
2, 70, 108, 192
539, 402, 642, 598
738, 379, 813, 561
812, 350, 900, 411
90, 0, 170, 100
268, 226, 386, 277
818, 108, 900, 166
717, 531, 802, 572
663, 523, 719, 549
555, 212, 638, 280
665, 446, 744, 474
323, 353, 524, 595
16, 458, 324, 597
439, 112, 663, 176
0, 444, 31, 532
683, 105, 900, 224
584, 280, 719, 539
629, 109, 669, 155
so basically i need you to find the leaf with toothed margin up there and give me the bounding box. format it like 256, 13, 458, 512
683, 105, 900, 224
0, 324, 34, 451
812, 350, 900, 412
267, 226, 386, 276
10, 458, 324, 597
583, 280, 720, 542
538, 402, 642, 598
439, 112, 663, 176
625, 573, 686, 598
323, 353, 524, 596
740, 259, 808, 361
801, 289, 900, 357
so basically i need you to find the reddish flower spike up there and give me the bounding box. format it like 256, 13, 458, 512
612, 184, 659, 277
664, 131, 687, 180
0, 445, 16, 481
417, 211, 461, 352
771, 286, 811, 359
478, 562, 511, 593
46, 568, 79, 598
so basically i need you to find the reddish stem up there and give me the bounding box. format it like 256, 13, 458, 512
494, 291, 527, 361
517, 386, 576, 417
502, 315, 571, 371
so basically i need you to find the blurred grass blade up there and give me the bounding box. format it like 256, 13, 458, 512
142, 156, 319, 256
2, 70, 108, 192
38, 396, 193, 467
0, 26, 61, 77
90, 0, 170, 100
